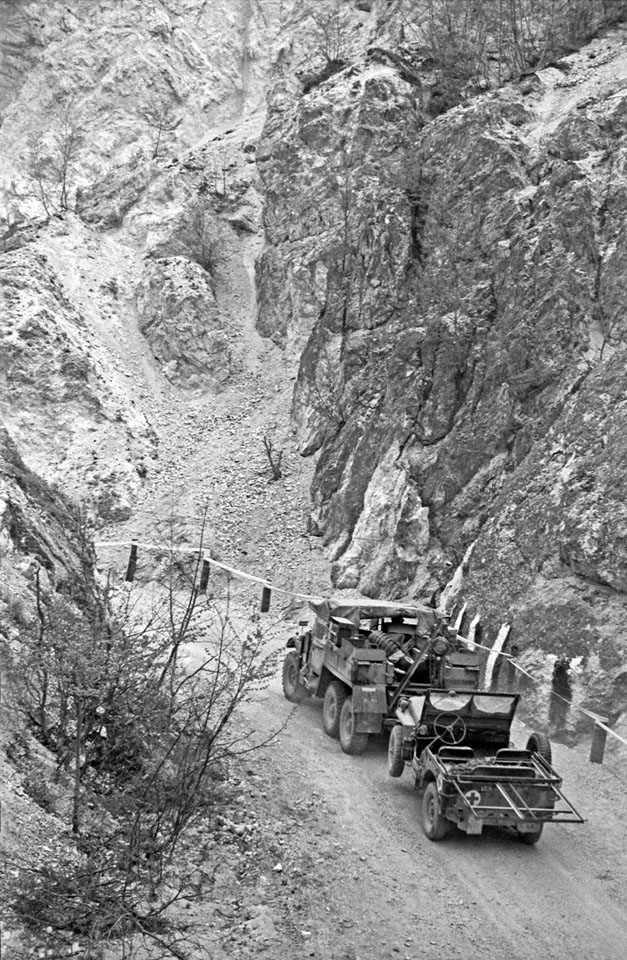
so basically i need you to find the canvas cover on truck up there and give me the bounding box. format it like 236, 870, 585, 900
309, 598, 439, 637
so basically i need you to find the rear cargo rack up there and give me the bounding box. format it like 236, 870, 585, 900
435, 752, 585, 824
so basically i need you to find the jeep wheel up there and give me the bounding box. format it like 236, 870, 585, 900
339, 696, 369, 755
526, 732, 552, 766
518, 823, 544, 845
323, 681, 347, 738
422, 782, 449, 841
282, 652, 308, 703
388, 724, 405, 778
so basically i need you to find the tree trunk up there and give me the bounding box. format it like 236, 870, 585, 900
72, 697, 82, 834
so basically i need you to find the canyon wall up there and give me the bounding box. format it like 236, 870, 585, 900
2, 0, 627, 728
256, 1, 627, 726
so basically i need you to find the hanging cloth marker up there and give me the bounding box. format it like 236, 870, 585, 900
199, 558, 210, 592
125, 541, 138, 582
260, 586, 271, 612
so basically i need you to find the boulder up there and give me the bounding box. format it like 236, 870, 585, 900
136, 256, 234, 389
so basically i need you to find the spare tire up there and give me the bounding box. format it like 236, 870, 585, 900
369, 631, 402, 658
526, 731, 552, 765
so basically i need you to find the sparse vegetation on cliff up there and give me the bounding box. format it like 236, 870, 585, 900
396, 0, 627, 112
26, 104, 85, 218
4, 516, 280, 955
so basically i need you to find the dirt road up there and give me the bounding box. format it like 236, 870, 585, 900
235, 672, 627, 960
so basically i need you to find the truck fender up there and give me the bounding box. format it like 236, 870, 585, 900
350, 685, 387, 733
415, 768, 434, 793
352, 684, 387, 716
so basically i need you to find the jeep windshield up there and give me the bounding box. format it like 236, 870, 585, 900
426, 691, 518, 718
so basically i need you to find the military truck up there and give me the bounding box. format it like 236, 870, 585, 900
387, 689, 585, 843
281, 599, 481, 755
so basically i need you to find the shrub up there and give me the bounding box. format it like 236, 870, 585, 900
7, 516, 282, 956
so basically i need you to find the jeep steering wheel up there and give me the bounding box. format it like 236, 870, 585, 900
433, 713, 467, 745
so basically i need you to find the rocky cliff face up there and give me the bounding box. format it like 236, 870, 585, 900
2, 0, 627, 731
0, 426, 97, 651
0, 0, 334, 688
0, 0, 281, 521
255, 2, 627, 726
0, 233, 157, 520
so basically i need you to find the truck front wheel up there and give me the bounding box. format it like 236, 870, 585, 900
339, 697, 369, 755
282, 652, 308, 703
422, 782, 450, 841
388, 725, 405, 778
323, 681, 347, 738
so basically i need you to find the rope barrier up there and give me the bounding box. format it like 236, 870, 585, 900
459, 627, 627, 755
95, 538, 325, 602
578, 709, 627, 748
96, 537, 627, 755
96, 540, 432, 610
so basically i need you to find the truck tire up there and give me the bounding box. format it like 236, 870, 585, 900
323, 681, 347, 739
526, 732, 552, 766
422, 781, 450, 841
339, 696, 369, 755
518, 823, 544, 845
388, 725, 405, 778
282, 652, 308, 703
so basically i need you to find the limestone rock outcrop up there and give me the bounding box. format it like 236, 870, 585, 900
0, 425, 98, 646
0, 236, 157, 521
0, 0, 276, 522
256, 3, 627, 719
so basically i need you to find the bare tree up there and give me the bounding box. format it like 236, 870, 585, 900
203, 144, 235, 196
140, 96, 180, 159
311, 0, 351, 64
263, 435, 284, 480
26, 104, 85, 216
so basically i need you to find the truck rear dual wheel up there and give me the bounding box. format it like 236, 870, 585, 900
282, 652, 309, 703
323, 681, 347, 739
422, 782, 450, 841
339, 696, 369, 755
